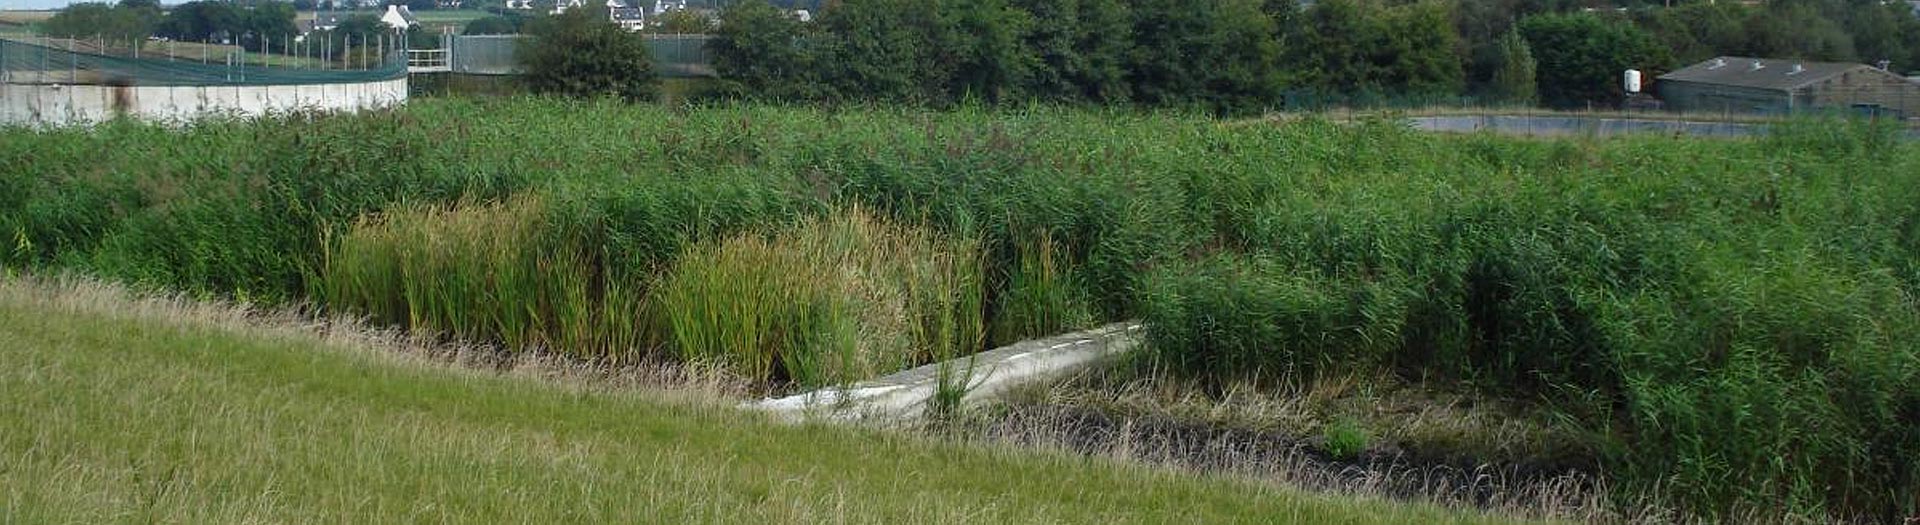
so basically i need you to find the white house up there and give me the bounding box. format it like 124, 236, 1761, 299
381, 5, 421, 30
652, 0, 686, 16
554, 0, 628, 14
611, 7, 646, 31
300, 13, 347, 34
551, 0, 665, 24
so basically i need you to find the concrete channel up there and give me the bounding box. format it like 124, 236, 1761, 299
749, 322, 1143, 423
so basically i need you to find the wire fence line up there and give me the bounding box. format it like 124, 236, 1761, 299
1, 33, 407, 87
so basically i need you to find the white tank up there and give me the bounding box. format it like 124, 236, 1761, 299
1623, 69, 1642, 94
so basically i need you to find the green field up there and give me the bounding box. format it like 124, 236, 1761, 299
409, 8, 490, 33
0, 10, 55, 25
2, 98, 1916, 521
0, 9, 50, 37
411, 8, 491, 23
0, 276, 1508, 524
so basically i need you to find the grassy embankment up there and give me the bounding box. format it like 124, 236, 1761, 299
2, 98, 1916, 520
0, 276, 1508, 524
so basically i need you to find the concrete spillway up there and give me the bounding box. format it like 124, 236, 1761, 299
750, 322, 1143, 422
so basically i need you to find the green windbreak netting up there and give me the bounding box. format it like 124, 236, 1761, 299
1, 37, 405, 87
645, 35, 715, 78
447, 34, 713, 78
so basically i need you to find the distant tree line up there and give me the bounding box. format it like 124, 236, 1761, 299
709, 0, 1920, 112
38, 0, 165, 42
41, 0, 299, 52
38, 0, 449, 56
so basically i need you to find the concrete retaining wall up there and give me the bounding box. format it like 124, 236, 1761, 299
0, 78, 406, 127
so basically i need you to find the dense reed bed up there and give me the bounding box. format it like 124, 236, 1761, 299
1, 98, 1915, 520
654, 208, 984, 386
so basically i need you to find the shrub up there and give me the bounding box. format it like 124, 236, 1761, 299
1323, 419, 1371, 460
518, 3, 658, 101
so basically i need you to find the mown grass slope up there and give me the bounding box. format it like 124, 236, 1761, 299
0, 277, 1511, 524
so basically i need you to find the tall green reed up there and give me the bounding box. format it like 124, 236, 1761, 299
653, 208, 984, 386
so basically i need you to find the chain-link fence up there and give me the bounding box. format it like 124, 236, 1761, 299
1, 35, 405, 87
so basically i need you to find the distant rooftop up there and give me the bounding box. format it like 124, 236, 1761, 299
1659, 57, 1869, 91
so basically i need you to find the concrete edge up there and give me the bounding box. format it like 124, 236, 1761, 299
746, 322, 1145, 423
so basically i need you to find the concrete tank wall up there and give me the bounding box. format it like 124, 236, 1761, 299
0, 78, 406, 127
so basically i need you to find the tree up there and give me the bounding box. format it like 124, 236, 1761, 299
813, 0, 943, 103
517, 2, 658, 101
653, 8, 712, 33
1517, 12, 1666, 109
42, 2, 158, 41
1740, 3, 1854, 62
1635, 2, 1750, 66
240, 1, 298, 51
1286, 0, 1461, 99
155, 1, 243, 42
942, 0, 1038, 102
1375, 1, 1465, 96
1013, 0, 1131, 103
1490, 29, 1536, 105
1126, 0, 1283, 114
710, 0, 817, 99
1288, 0, 1372, 93
1842, 2, 1915, 69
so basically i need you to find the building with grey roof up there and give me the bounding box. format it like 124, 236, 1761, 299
1657, 56, 1920, 118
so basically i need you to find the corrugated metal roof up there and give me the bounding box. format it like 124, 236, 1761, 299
1657, 56, 1865, 92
